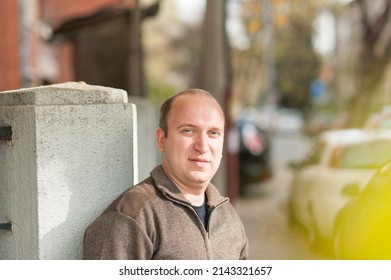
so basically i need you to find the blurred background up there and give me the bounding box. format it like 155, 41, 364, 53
2, 0, 391, 259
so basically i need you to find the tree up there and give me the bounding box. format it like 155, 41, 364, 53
348, 0, 391, 126
231, 0, 322, 110
199, 0, 239, 200
274, 2, 321, 109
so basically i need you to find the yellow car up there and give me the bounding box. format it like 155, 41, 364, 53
334, 159, 391, 259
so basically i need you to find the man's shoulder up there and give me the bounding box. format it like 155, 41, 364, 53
108, 177, 158, 218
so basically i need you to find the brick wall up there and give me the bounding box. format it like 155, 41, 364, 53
40, 0, 119, 26
1, 0, 130, 91
0, 0, 20, 91
40, 0, 120, 84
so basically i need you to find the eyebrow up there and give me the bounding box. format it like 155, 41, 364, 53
176, 123, 195, 129
177, 124, 224, 131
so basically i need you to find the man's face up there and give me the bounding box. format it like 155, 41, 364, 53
156, 93, 225, 190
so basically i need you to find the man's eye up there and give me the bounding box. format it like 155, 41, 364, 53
209, 131, 221, 137
181, 129, 194, 134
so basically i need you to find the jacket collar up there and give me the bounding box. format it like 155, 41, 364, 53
150, 165, 229, 208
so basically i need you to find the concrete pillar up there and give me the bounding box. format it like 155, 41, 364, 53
0, 82, 138, 259
128, 97, 160, 182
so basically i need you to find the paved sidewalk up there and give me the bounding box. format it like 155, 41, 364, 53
235, 172, 331, 260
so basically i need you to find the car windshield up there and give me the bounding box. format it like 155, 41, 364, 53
335, 140, 391, 169
378, 119, 391, 129
361, 162, 391, 198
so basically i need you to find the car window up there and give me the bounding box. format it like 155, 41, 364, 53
378, 119, 391, 129
337, 140, 391, 169
360, 162, 391, 201
301, 142, 325, 166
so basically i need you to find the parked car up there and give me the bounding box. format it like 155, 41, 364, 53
364, 112, 391, 130
334, 159, 391, 259
363, 105, 391, 131
288, 128, 391, 249
236, 119, 272, 195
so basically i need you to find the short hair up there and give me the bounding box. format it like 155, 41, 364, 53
158, 89, 224, 136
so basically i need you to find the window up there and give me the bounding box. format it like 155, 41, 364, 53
338, 140, 391, 169
301, 141, 325, 166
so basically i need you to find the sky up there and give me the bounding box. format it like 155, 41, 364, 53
174, 0, 206, 24
173, 0, 249, 49
313, 10, 336, 54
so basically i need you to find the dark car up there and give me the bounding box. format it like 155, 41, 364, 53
334, 159, 391, 259
236, 119, 272, 195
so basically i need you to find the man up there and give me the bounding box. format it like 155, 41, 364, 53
83, 89, 248, 259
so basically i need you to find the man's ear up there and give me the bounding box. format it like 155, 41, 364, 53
155, 128, 165, 152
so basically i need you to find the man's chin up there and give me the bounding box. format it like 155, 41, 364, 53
188, 171, 214, 185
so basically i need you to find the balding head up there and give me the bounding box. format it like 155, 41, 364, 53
159, 89, 225, 137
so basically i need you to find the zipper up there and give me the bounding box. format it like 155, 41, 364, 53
206, 207, 214, 238
160, 190, 229, 234
162, 190, 229, 259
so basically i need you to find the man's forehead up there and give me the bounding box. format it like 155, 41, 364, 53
169, 112, 225, 132
171, 104, 224, 123
172, 94, 224, 116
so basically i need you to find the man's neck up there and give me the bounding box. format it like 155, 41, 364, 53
182, 192, 206, 207
161, 165, 208, 206
172, 180, 206, 206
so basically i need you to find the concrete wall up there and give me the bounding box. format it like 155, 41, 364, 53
128, 97, 160, 182
0, 82, 137, 259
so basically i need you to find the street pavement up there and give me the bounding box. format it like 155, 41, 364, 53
234, 131, 333, 260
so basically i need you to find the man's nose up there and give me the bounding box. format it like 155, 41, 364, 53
194, 134, 209, 153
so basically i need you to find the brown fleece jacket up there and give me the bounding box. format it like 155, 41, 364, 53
82, 165, 249, 260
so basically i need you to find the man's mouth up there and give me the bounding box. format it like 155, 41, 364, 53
189, 158, 210, 163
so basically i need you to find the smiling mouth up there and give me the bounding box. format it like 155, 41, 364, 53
189, 158, 210, 163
